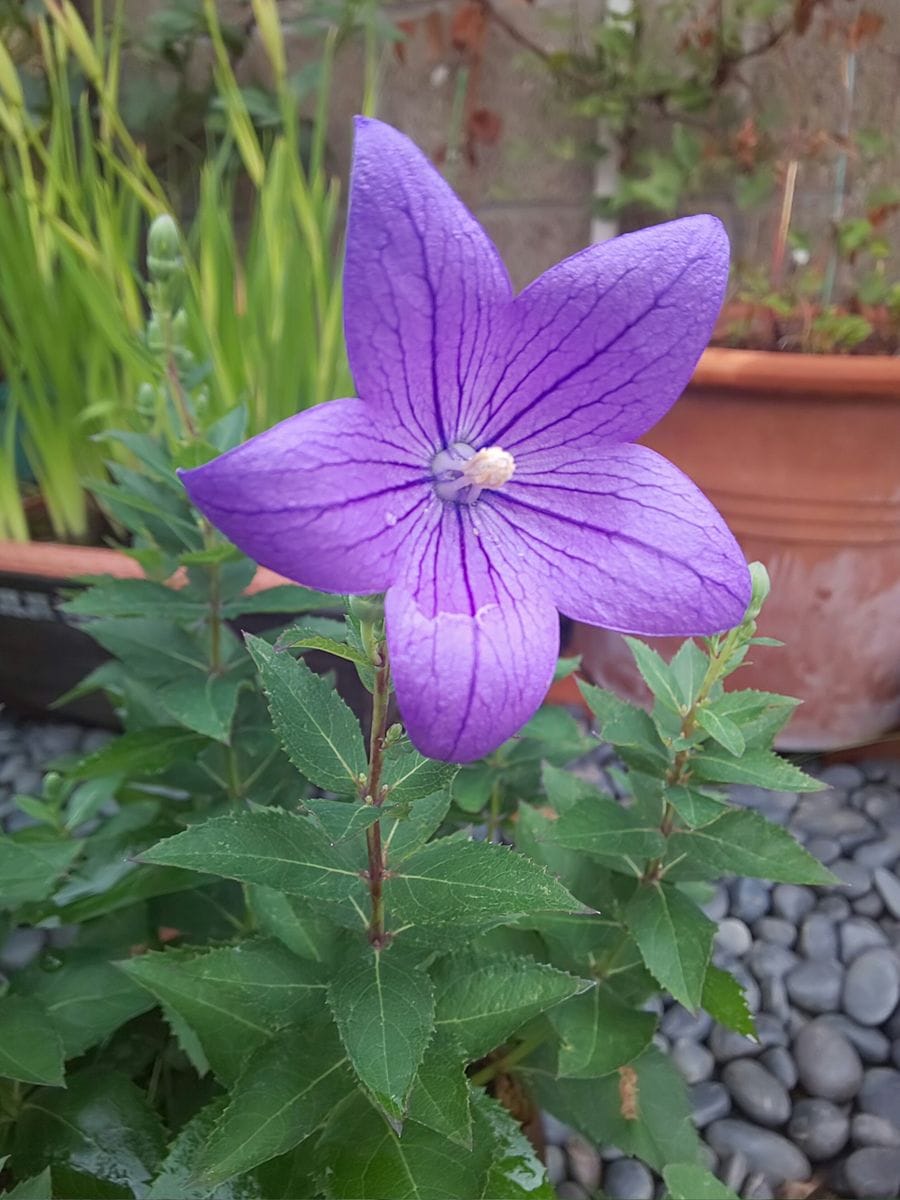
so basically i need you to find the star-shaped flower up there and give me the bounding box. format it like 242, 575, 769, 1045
181, 118, 750, 763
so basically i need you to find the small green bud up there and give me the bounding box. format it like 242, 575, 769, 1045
136, 381, 157, 421
42, 771, 64, 803
348, 593, 385, 624
745, 561, 771, 622
146, 314, 164, 354
171, 308, 189, 343
147, 214, 181, 269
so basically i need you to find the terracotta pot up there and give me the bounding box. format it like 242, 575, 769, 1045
575, 347, 900, 751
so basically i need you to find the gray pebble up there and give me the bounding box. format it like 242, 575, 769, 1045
721, 1150, 748, 1193
747, 942, 798, 981
760, 976, 791, 1023
80, 729, 113, 754
755, 1014, 789, 1049
819, 809, 879, 850
661, 1003, 712, 1042
875, 868, 900, 919
715, 918, 753, 958
806, 836, 842, 865
556, 1185, 588, 1200
844, 948, 900, 1026
794, 1017, 864, 1101
799, 912, 838, 960
731, 878, 772, 924
823, 1015, 892, 1064
840, 916, 889, 963
816, 763, 866, 790
844, 1147, 900, 1200
598, 1144, 624, 1161
731, 785, 797, 825
722, 1059, 791, 1128
788, 1098, 850, 1161
702, 884, 730, 923
652, 1032, 670, 1054
831, 859, 874, 899
786, 957, 844, 1013
690, 1081, 731, 1127
0, 754, 28, 784
671, 1038, 714, 1085
741, 1173, 774, 1200
761, 1046, 798, 1090
754, 917, 796, 948
565, 1136, 601, 1192
14, 768, 42, 796
854, 837, 900, 870
819, 894, 852, 920
851, 1114, 900, 1149
772, 884, 815, 923
710, 1025, 763, 1063
852, 890, 885, 918
705, 1120, 811, 1184
541, 1113, 572, 1146
0, 927, 45, 971
545, 1144, 566, 1186
894, 1040, 900, 1070
861, 784, 900, 821
603, 1158, 654, 1200
858, 1068, 900, 1122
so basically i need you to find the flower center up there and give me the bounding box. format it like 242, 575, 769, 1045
431, 442, 516, 504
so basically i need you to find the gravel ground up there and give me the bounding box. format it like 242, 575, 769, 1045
3, 711, 900, 1199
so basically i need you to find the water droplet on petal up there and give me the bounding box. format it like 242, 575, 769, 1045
385, 511, 398, 527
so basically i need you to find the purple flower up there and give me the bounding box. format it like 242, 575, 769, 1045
181, 118, 749, 763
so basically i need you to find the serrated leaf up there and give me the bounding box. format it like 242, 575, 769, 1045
451, 765, 494, 814
54, 866, 210, 925
666, 785, 728, 829
386, 839, 582, 928
695, 706, 745, 756
328, 944, 434, 1117
691, 746, 825, 792
195, 1025, 354, 1188
664, 1162, 740, 1200
702, 965, 756, 1037
275, 625, 369, 666
4, 1168, 52, 1199
51, 1169, 136, 1199
667, 809, 837, 885
119, 939, 329, 1083
548, 797, 666, 864
147, 1098, 259, 1199
14, 1070, 166, 1193
541, 763, 599, 813
668, 640, 709, 708
381, 745, 458, 807
0, 997, 65, 1086
407, 1033, 472, 1148
626, 883, 714, 1010
140, 809, 365, 904
61, 579, 204, 621
246, 634, 366, 792
528, 1046, 700, 1171
303, 798, 383, 843
68, 728, 208, 781
382, 792, 451, 862
225, 585, 344, 617
551, 987, 656, 1078
12, 954, 153, 1057
433, 953, 591, 1059
247, 887, 346, 963
577, 683, 669, 772
0, 836, 82, 907
475, 1092, 555, 1199
624, 637, 684, 712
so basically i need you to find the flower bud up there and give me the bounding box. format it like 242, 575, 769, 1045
348, 593, 385, 624
147, 214, 184, 283
745, 561, 771, 622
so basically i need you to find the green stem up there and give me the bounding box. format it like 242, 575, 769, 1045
486, 781, 502, 842
363, 641, 392, 946
469, 1028, 549, 1087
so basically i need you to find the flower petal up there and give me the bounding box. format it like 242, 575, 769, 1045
344, 117, 512, 453
180, 398, 431, 594
491, 442, 750, 636
470, 216, 728, 454
385, 504, 558, 763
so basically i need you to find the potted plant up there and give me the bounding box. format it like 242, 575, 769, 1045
512, 0, 900, 748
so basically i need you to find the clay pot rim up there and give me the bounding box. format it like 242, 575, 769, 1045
0, 539, 287, 595
695, 345, 900, 399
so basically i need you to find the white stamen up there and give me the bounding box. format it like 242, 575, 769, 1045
431, 441, 515, 504
461, 446, 516, 489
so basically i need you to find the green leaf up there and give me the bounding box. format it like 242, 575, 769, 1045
0, 836, 82, 907
54, 866, 210, 925
275, 625, 369, 666
156, 671, 244, 743
195, 1025, 354, 1188
433, 953, 591, 1059
4, 1168, 52, 1199
624, 637, 683, 712
386, 839, 582, 928
247, 887, 346, 963
381, 744, 458, 807
666, 785, 728, 829
553, 655, 581, 681
246, 634, 366, 793
68, 728, 208, 781
119, 939, 329, 1084
51, 1169, 133, 1199
577, 683, 669, 772
0, 997, 65, 1087
541, 763, 599, 814
147, 1098, 253, 1200
528, 1047, 700, 1171
667, 809, 837, 885
303, 798, 383, 843
548, 797, 667, 864
668, 640, 709, 708
407, 1034, 472, 1148
224, 584, 344, 617
451, 764, 494, 815
664, 1162, 740, 1200
328, 944, 435, 1118
381, 792, 451, 862
12, 954, 153, 1057
14, 1070, 166, 1193
695, 706, 745, 756
691, 746, 825, 792
551, 987, 656, 1078
626, 883, 714, 1010
702, 965, 756, 1037
61, 579, 204, 621
475, 1092, 555, 1199
140, 809, 365, 905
